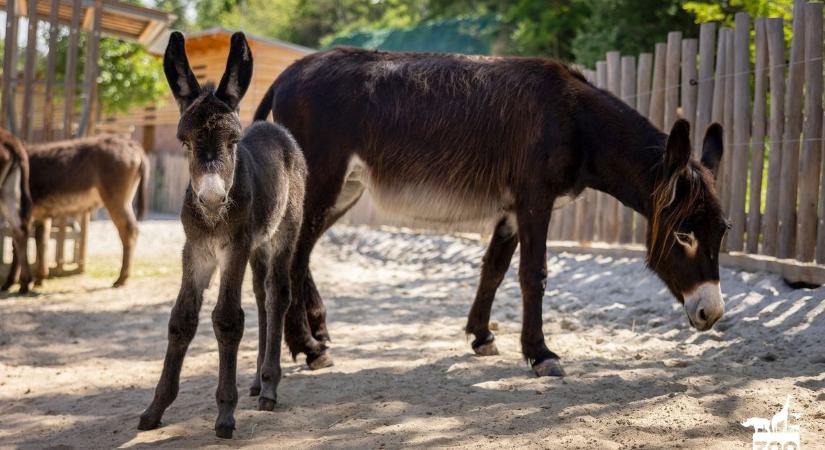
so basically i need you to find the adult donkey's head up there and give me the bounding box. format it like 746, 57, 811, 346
647, 119, 728, 331
164, 31, 252, 221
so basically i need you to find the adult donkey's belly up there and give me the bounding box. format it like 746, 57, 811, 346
334, 155, 577, 224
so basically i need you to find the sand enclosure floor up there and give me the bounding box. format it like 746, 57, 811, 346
1, 219, 824, 449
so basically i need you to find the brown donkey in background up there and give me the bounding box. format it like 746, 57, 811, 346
0, 128, 33, 293
3, 134, 148, 290
255, 47, 729, 377
139, 32, 306, 438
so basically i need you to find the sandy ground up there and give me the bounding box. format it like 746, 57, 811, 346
0, 219, 824, 449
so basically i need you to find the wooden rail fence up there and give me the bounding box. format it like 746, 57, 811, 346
149, 1, 825, 284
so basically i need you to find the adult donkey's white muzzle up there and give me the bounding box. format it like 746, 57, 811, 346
195, 173, 227, 208
683, 281, 724, 331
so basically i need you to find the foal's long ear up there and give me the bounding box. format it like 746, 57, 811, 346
216, 32, 253, 111
164, 31, 201, 113
664, 119, 692, 175
700, 123, 724, 179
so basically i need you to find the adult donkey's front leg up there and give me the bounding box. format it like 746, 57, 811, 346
466, 214, 518, 356
515, 198, 564, 377
212, 245, 249, 439
139, 242, 215, 430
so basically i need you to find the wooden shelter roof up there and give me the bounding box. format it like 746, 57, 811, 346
0, 0, 175, 46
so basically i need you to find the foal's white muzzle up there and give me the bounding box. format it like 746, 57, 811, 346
683, 281, 724, 331
195, 173, 227, 208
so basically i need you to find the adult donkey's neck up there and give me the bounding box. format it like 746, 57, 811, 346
573, 85, 668, 219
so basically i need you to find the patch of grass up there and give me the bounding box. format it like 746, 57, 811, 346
83, 255, 180, 281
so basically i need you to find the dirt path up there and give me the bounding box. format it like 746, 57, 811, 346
1, 220, 823, 449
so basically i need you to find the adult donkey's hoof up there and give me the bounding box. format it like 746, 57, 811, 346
258, 396, 277, 411
471, 334, 499, 356
532, 358, 565, 377
215, 425, 234, 439
137, 414, 161, 431
306, 351, 334, 370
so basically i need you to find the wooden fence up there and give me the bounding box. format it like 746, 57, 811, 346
149, 0, 825, 284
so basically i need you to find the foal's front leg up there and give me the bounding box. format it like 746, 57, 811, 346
212, 245, 249, 439
139, 242, 215, 430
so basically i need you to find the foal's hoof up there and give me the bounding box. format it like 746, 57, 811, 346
215, 425, 234, 439
137, 415, 161, 431
306, 352, 334, 370
258, 396, 277, 411
532, 358, 566, 377
249, 385, 261, 397
112, 278, 127, 288
471, 334, 499, 356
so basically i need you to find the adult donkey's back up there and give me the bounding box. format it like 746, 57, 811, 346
255, 47, 729, 377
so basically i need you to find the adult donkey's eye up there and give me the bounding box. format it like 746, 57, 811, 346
674, 231, 698, 256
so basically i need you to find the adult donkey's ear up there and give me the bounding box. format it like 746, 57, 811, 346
664, 119, 692, 176
216, 32, 253, 111
164, 31, 201, 113
700, 123, 724, 180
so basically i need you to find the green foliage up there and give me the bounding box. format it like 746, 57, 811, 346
54, 34, 166, 115
571, 0, 697, 67
683, 0, 793, 24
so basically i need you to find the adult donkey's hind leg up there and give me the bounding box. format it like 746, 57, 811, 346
102, 191, 139, 288
139, 242, 215, 431
466, 214, 518, 356
286, 152, 356, 369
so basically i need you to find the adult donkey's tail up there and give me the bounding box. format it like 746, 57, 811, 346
253, 83, 275, 121
136, 152, 150, 220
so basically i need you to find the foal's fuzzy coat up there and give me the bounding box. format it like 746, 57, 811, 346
138, 32, 306, 439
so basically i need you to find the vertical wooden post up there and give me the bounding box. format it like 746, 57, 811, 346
595, 61, 608, 241
78, 211, 90, 272
43, 0, 61, 141
680, 38, 698, 131
78, 0, 103, 137
728, 13, 751, 252
695, 22, 717, 155
650, 43, 667, 130
762, 18, 786, 257
64, 0, 83, 138
778, 0, 807, 259
619, 55, 636, 244
636, 53, 653, 118
22, 9, 38, 141
605, 51, 621, 243
747, 18, 768, 254
581, 69, 598, 242
55, 217, 66, 272
711, 28, 728, 126
797, 3, 823, 262
721, 29, 735, 215
635, 53, 653, 244
2, 0, 19, 134
664, 32, 682, 131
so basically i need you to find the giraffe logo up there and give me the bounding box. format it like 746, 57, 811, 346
741, 395, 802, 450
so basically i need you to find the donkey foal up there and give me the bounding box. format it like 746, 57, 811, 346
138, 32, 306, 439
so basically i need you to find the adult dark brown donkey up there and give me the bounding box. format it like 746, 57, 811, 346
0, 128, 33, 293
255, 48, 728, 377
138, 32, 306, 439
1, 134, 148, 290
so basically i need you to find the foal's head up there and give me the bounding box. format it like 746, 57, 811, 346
163, 31, 253, 221
647, 119, 728, 331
